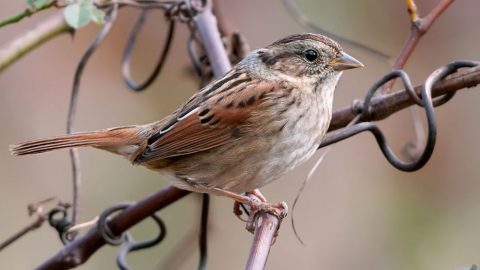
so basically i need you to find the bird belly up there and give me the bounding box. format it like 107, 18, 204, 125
151, 107, 329, 194
148, 87, 334, 194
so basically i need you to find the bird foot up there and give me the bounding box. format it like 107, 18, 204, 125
244, 201, 288, 234
233, 189, 267, 222
207, 187, 287, 233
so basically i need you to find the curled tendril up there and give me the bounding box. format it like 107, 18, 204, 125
96, 203, 167, 270
47, 207, 73, 244
121, 8, 176, 91
319, 60, 480, 172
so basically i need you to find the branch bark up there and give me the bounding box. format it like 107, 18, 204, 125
0, 12, 72, 73
245, 213, 280, 270
384, 0, 455, 92
0, 2, 56, 28
36, 186, 189, 270
393, 0, 454, 70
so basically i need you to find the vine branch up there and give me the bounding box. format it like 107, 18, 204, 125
245, 213, 280, 270
394, 0, 454, 69
384, 0, 455, 92
0, 1, 56, 28
0, 12, 72, 73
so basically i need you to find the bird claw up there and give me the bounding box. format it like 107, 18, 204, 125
232, 189, 266, 222
233, 201, 248, 222
244, 201, 288, 234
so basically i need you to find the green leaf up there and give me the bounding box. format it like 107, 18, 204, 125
26, 0, 51, 9
64, 3, 91, 29
33, 0, 50, 9
88, 6, 105, 25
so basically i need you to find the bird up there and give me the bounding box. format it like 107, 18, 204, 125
10, 33, 363, 227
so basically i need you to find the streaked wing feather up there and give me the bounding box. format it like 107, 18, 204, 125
135, 72, 280, 163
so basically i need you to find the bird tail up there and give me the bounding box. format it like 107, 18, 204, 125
10, 126, 142, 156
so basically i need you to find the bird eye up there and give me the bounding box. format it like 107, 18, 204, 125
303, 49, 319, 62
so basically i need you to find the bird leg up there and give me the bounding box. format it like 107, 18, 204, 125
233, 189, 267, 221
210, 187, 287, 233
184, 180, 287, 232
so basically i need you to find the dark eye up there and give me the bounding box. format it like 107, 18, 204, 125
303, 49, 319, 62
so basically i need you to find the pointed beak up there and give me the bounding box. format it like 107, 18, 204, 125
331, 51, 364, 71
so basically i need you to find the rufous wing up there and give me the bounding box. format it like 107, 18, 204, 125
134, 78, 279, 163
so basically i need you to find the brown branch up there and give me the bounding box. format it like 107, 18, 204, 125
34, 63, 480, 270
0, 197, 69, 251
194, 0, 232, 77
393, 0, 454, 69
244, 213, 280, 270
0, 12, 72, 73
36, 186, 189, 270
384, 0, 455, 92
0, 216, 45, 251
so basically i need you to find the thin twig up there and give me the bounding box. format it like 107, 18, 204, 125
193, 0, 231, 77
0, 1, 56, 28
0, 197, 66, 251
0, 12, 72, 73
385, 0, 455, 92
0, 216, 45, 251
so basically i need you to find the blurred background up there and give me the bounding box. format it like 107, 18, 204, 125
1, 0, 480, 269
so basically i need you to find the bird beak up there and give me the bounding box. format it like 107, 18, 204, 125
331, 51, 364, 71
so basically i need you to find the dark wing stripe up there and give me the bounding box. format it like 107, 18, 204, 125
137, 131, 231, 161
174, 72, 243, 121
216, 78, 251, 94
148, 119, 176, 144
147, 73, 249, 145
201, 71, 242, 97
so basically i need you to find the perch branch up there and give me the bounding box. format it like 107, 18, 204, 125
0, 12, 72, 73
244, 213, 280, 270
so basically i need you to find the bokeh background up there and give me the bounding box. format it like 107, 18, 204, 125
1, 0, 480, 269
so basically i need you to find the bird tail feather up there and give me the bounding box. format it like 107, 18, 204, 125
10, 126, 141, 156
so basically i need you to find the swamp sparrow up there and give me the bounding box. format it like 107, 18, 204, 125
11, 33, 363, 226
